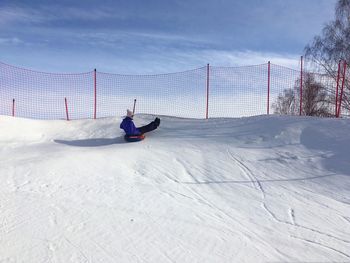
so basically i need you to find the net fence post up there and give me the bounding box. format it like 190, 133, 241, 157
132, 99, 137, 114
267, 61, 271, 115
12, 99, 15, 117
94, 68, 97, 119
335, 61, 341, 117
299, 56, 303, 116
206, 63, 210, 119
65, 97, 70, 121
337, 61, 347, 118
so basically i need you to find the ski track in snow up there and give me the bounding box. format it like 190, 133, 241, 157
170, 153, 291, 260
226, 150, 262, 191
227, 150, 280, 223
226, 149, 350, 258
170, 157, 245, 235
342, 216, 350, 224
291, 235, 350, 258
276, 184, 350, 245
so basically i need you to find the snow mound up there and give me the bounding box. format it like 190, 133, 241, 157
1, 114, 350, 262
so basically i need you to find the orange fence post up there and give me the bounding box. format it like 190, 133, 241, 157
12, 99, 15, 117
132, 99, 137, 114
335, 61, 341, 117
337, 61, 347, 118
267, 61, 271, 115
299, 56, 303, 116
65, 97, 70, 121
206, 63, 210, 119
94, 69, 97, 119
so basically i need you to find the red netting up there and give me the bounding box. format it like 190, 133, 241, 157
209, 64, 268, 117
0, 61, 347, 119
270, 63, 342, 117
0, 62, 93, 120
96, 67, 207, 119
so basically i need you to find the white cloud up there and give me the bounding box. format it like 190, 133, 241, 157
48, 6, 123, 21
111, 49, 301, 74
0, 6, 48, 26
174, 50, 301, 70
0, 37, 23, 45
0, 5, 123, 27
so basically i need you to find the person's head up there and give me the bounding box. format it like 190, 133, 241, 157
126, 109, 134, 118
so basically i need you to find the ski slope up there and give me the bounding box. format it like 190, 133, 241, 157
0, 114, 350, 262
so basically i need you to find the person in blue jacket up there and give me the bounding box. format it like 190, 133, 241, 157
120, 109, 160, 136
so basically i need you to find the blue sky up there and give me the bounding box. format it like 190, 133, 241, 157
0, 0, 338, 74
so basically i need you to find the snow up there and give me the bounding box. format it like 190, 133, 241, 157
0, 114, 350, 262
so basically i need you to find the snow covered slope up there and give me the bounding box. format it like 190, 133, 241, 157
0, 114, 350, 262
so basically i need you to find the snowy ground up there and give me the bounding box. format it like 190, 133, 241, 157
0, 114, 350, 263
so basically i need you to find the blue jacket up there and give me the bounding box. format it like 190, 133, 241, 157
120, 117, 141, 135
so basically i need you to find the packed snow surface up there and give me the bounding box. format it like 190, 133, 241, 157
0, 114, 350, 262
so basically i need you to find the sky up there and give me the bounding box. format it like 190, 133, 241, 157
0, 0, 338, 74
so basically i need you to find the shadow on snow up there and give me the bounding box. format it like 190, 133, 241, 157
54, 136, 125, 147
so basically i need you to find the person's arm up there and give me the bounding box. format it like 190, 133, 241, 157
129, 120, 141, 135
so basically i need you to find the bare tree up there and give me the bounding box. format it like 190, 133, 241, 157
272, 89, 296, 115
305, 0, 350, 114
301, 74, 332, 117
273, 73, 332, 117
